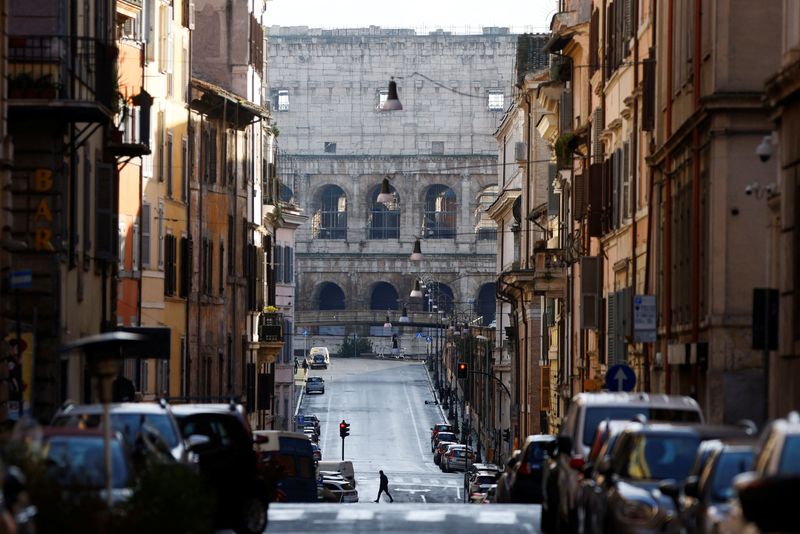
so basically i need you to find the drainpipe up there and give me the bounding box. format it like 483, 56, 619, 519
631, 0, 640, 387
689, 0, 703, 399
664, 0, 675, 394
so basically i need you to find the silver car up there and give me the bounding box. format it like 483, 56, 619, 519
305, 376, 325, 394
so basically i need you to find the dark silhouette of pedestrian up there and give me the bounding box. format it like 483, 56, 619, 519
373, 470, 394, 502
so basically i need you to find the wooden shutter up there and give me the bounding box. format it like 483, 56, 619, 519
179, 236, 189, 297
95, 162, 115, 260
607, 292, 618, 366
547, 164, 559, 216
588, 163, 603, 237
540, 366, 551, 411
581, 256, 601, 329
284, 246, 292, 284
559, 90, 573, 134
573, 171, 586, 220
642, 58, 656, 131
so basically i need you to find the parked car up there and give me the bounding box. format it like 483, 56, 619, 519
466, 462, 502, 481
469, 471, 501, 495
320, 477, 358, 503
434, 440, 457, 466
678, 439, 755, 533
506, 434, 555, 503
311, 442, 322, 462
723, 411, 800, 534
301, 414, 321, 432
41, 427, 135, 507
309, 347, 330, 369
584, 422, 752, 534
51, 401, 192, 465
317, 460, 356, 488
541, 392, 703, 533
305, 376, 325, 394
430, 423, 454, 451
442, 445, 476, 472
495, 449, 522, 503
432, 431, 457, 452
171, 403, 270, 534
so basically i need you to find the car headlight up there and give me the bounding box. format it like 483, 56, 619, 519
620, 500, 658, 522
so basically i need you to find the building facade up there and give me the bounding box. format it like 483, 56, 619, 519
267, 26, 516, 357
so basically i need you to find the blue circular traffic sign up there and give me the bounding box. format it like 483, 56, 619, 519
605, 364, 636, 392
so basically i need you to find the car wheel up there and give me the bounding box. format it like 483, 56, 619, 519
235, 495, 268, 534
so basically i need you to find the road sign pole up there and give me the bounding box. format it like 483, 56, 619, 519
341, 437, 345, 461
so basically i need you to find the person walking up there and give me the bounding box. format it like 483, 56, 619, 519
373, 470, 394, 503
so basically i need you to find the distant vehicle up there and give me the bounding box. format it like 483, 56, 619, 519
506, 434, 556, 503
442, 445, 476, 472
433, 431, 457, 452
309, 347, 330, 369
311, 443, 322, 462
320, 478, 358, 503
317, 460, 356, 488
253, 430, 317, 503
434, 440, 457, 466
430, 422, 454, 450
305, 376, 325, 394
495, 449, 522, 504
469, 471, 501, 496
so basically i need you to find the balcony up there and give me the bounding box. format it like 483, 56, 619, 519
7, 35, 117, 123
256, 312, 284, 365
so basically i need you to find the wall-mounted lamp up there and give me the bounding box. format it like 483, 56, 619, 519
383, 313, 393, 330
399, 306, 410, 323
410, 280, 423, 299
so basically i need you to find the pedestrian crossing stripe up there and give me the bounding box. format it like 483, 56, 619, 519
336, 509, 375, 521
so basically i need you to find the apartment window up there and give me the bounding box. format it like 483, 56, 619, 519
202, 125, 217, 184
488, 91, 504, 111
158, 3, 169, 73
166, 9, 174, 97
431, 141, 444, 155
157, 201, 165, 268
179, 236, 190, 297
227, 215, 234, 276
164, 234, 177, 296
219, 240, 225, 294
369, 183, 400, 240
157, 110, 165, 181
423, 184, 457, 239
166, 130, 174, 197
313, 185, 347, 240
284, 246, 293, 284
324, 142, 337, 154
274, 244, 282, 284
141, 203, 151, 268
181, 136, 188, 201
202, 238, 213, 295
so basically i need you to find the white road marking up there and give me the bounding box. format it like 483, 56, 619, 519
420, 495, 427, 503
405, 510, 446, 522
269, 509, 305, 521
403, 382, 428, 464
322, 387, 333, 453
477, 510, 518, 524
412, 477, 421, 483
336, 509, 374, 521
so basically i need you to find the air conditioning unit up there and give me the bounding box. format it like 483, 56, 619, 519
514, 142, 527, 162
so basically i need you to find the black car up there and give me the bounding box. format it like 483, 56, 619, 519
506, 434, 556, 503
171, 403, 271, 534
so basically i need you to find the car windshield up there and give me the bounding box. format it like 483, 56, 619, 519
45, 437, 130, 488
525, 441, 551, 464
710, 450, 754, 502
779, 436, 800, 475
308, 377, 322, 383
53, 412, 180, 449
582, 407, 702, 447
475, 475, 496, 485
437, 432, 456, 441
619, 433, 700, 481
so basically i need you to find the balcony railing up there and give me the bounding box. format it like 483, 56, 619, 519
7, 35, 117, 121
258, 312, 284, 342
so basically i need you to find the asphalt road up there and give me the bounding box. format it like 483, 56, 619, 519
258, 356, 543, 534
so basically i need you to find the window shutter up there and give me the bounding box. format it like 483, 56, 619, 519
612, 150, 620, 229
158, 201, 164, 268
581, 256, 601, 329
589, 9, 599, 75
592, 108, 604, 164
540, 366, 551, 411
623, 141, 631, 219
95, 162, 115, 260
607, 292, 617, 365
560, 90, 573, 134
573, 171, 586, 220
274, 244, 282, 284
642, 58, 656, 131
141, 204, 151, 267
219, 241, 225, 294
179, 236, 189, 297
547, 164, 559, 216
588, 163, 603, 237
284, 246, 292, 284
132, 223, 140, 271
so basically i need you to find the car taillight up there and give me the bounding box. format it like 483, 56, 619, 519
518, 461, 531, 476
569, 455, 585, 471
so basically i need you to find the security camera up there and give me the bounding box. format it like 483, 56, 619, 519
745, 184, 754, 196
756, 135, 774, 162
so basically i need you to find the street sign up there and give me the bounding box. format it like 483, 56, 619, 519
302, 329, 308, 336
9, 269, 32, 290
426, 336, 432, 343
605, 364, 636, 392
416, 332, 424, 338
296, 415, 305, 426
633, 294, 656, 343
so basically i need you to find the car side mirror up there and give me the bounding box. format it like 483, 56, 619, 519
683, 476, 699, 499
186, 434, 211, 452
557, 435, 573, 454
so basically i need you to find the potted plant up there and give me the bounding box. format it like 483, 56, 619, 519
555, 132, 577, 169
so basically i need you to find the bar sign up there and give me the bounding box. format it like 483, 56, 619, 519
9, 269, 32, 290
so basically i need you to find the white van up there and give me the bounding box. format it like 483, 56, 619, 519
309, 347, 330, 369
317, 460, 356, 488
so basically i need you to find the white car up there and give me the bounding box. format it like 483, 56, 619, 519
321, 478, 358, 503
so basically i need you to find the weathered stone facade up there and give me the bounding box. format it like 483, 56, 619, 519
268, 27, 519, 350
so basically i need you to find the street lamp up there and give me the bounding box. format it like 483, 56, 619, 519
376, 176, 394, 204
410, 238, 424, 262
381, 77, 403, 111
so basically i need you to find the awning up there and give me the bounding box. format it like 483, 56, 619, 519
543, 32, 575, 54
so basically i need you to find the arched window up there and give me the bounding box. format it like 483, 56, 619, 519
423, 185, 457, 239
318, 282, 346, 310
369, 183, 400, 239
424, 282, 454, 315
370, 282, 400, 310
317, 282, 345, 336
476, 283, 497, 326
313, 185, 347, 240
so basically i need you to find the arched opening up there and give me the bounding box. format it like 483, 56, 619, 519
423, 184, 457, 239
476, 283, 497, 326
368, 183, 400, 239
313, 185, 347, 240
423, 282, 454, 315
280, 184, 294, 203
370, 282, 400, 310
317, 282, 346, 336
